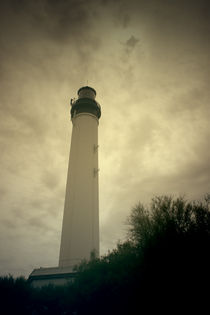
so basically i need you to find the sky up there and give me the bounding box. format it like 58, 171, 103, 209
0, 0, 209, 277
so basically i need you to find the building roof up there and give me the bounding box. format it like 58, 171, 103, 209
77, 86, 96, 96
29, 266, 76, 278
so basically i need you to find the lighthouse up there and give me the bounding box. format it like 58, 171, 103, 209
59, 86, 101, 267
29, 86, 101, 286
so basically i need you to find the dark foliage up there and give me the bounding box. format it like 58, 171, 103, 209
127, 195, 210, 312
0, 195, 209, 314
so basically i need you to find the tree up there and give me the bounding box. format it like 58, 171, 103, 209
127, 195, 210, 312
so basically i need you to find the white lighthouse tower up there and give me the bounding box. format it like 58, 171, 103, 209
59, 86, 101, 267
29, 86, 101, 286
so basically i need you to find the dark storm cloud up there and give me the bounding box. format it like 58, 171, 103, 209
0, 0, 90, 40
124, 35, 139, 55
126, 36, 139, 49
113, 0, 210, 49
1, 0, 210, 47
0, 0, 103, 53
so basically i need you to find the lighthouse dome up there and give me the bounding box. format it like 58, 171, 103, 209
78, 86, 96, 100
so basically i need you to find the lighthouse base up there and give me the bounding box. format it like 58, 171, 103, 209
28, 266, 76, 288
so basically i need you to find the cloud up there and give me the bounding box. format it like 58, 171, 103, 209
27, 216, 53, 230
0, 0, 91, 41
122, 35, 140, 56
0, 0, 209, 276
125, 35, 139, 49
42, 170, 61, 191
